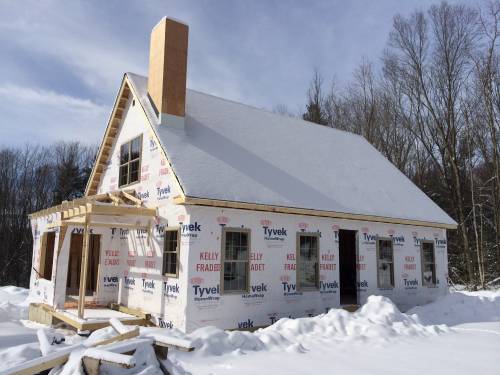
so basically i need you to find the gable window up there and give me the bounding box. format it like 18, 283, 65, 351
221, 228, 250, 293
39, 232, 56, 280
421, 241, 436, 286
163, 229, 180, 277
377, 238, 394, 288
119, 135, 142, 187
297, 233, 319, 290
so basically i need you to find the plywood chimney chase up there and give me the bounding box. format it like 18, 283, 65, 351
147, 17, 189, 127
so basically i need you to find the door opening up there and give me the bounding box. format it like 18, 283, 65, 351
66, 233, 101, 297
339, 229, 357, 305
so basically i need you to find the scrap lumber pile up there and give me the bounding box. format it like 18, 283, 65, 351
4, 318, 194, 375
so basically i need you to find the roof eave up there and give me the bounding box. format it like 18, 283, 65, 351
174, 195, 457, 230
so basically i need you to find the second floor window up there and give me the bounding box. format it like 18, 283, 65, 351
119, 135, 142, 187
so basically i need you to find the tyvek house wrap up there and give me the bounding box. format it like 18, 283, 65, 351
126, 73, 456, 226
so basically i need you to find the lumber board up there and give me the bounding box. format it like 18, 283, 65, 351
109, 303, 151, 320
90, 326, 140, 347
6, 344, 77, 375
7, 327, 143, 374
78, 215, 90, 319
146, 333, 194, 352
175, 195, 457, 230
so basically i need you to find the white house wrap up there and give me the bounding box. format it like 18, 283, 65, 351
28, 17, 456, 333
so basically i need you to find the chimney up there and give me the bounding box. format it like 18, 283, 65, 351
147, 17, 189, 127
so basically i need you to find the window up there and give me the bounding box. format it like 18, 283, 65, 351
221, 228, 250, 293
163, 229, 180, 277
421, 241, 436, 286
119, 135, 142, 187
377, 238, 394, 288
297, 233, 319, 290
39, 232, 56, 280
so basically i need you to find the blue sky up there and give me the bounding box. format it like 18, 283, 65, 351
0, 0, 474, 146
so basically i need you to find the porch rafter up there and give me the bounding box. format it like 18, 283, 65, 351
29, 190, 156, 221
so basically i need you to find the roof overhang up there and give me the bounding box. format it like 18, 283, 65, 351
174, 195, 457, 230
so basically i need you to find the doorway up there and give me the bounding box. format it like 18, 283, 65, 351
66, 233, 101, 296
339, 229, 357, 305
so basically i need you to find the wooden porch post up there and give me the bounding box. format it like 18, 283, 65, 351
78, 214, 90, 319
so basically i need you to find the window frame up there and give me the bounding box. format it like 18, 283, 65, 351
296, 232, 320, 291
220, 227, 251, 295
162, 227, 181, 277
420, 240, 436, 287
39, 231, 56, 281
118, 134, 143, 188
376, 236, 395, 289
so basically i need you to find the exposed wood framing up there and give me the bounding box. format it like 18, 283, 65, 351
122, 190, 142, 206
174, 195, 457, 230
83, 74, 186, 199
78, 214, 90, 319
29, 190, 155, 220
107, 192, 123, 205
29, 303, 148, 332
85, 76, 131, 196
38, 233, 48, 278
109, 303, 152, 320
66, 221, 149, 230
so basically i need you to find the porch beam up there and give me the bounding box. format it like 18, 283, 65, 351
77, 214, 90, 319
89, 204, 156, 217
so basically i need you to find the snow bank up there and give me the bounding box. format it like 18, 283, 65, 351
0, 286, 30, 322
1, 286, 499, 375
49, 295, 449, 373
178, 296, 448, 358
408, 290, 500, 326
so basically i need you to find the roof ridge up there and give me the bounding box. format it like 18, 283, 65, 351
125, 72, 363, 139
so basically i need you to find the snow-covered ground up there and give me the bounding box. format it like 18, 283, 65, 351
0, 286, 499, 374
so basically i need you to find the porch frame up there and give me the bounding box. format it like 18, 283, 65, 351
30, 190, 157, 319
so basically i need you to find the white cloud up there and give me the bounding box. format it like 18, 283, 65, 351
0, 84, 108, 146
0, 84, 106, 111
0, 0, 483, 145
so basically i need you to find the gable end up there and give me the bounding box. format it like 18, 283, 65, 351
85, 75, 186, 198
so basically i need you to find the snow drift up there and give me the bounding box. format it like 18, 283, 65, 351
182, 295, 448, 358
1, 286, 500, 374
408, 290, 500, 326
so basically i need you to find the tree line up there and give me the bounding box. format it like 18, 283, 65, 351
289, 1, 499, 287
1, 1, 498, 289
0, 143, 96, 286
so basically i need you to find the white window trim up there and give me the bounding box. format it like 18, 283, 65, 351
163, 227, 181, 277
296, 232, 320, 291
118, 134, 143, 188
420, 240, 437, 287
376, 237, 395, 289
220, 227, 251, 295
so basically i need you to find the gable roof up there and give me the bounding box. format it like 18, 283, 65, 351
88, 72, 457, 228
